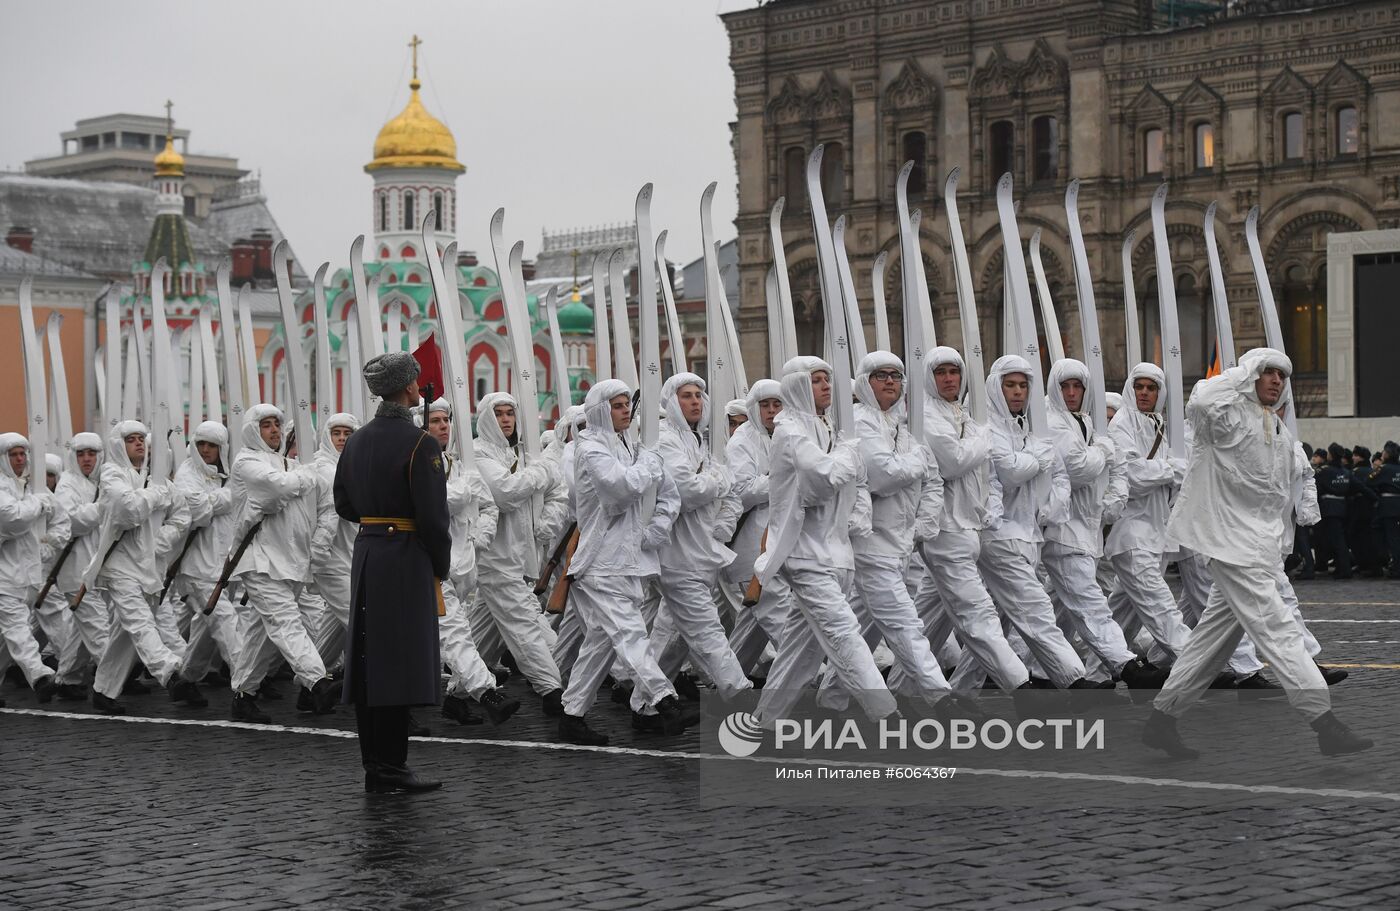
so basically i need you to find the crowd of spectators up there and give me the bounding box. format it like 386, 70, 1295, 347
1293, 440, 1400, 580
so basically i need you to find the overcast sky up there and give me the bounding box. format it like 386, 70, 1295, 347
1, 0, 761, 276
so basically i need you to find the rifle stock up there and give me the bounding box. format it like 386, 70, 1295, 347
206, 520, 262, 615
545, 532, 579, 615
35, 539, 77, 610
742, 529, 768, 607
534, 521, 578, 595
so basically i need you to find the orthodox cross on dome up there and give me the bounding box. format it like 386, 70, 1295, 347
409, 34, 423, 82
571, 248, 580, 292
164, 99, 174, 140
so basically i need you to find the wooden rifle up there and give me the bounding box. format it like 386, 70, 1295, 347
534, 521, 578, 595
742, 529, 768, 607
206, 519, 262, 615
545, 532, 579, 615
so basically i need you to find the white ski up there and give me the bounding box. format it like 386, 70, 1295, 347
1064, 179, 1109, 435
994, 174, 1049, 437
654, 230, 686, 377
717, 261, 748, 397
1029, 228, 1065, 362
17, 277, 48, 506
588, 251, 614, 385
148, 258, 180, 482
870, 250, 891, 354
608, 248, 640, 391
942, 167, 987, 422
45, 312, 73, 448
102, 286, 123, 431
312, 262, 334, 426
1149, 184, 1185, 457
237, 284, 259, 407
421, 215, 480, 484
1121, 231, 1143, 369
702, 183, 738, 459
1245, 205, 1297, 435
488, 209, 542, 455
805, 145, 854, 434
634, 185, 662, 448
832, 214, 868, 369
1203, 202, 1237, 370
348, 235, 380, 416
543, 286, 573, 419
768, 197, 798, 372
895, 162, 927, 438
214, 260, 244, 454
197, 304, 222, 427
273, 241, 316, 456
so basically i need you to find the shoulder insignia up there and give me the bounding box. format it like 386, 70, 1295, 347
433, 456, 443, 473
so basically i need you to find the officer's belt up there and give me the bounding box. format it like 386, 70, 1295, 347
359, 516, 416, 536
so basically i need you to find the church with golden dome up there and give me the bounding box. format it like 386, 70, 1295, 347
270, 37, 597, 426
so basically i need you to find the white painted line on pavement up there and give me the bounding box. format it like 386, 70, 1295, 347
1301, 602, 1400, 607
5, 706, 1398, 805
1306, 619, 1400, 623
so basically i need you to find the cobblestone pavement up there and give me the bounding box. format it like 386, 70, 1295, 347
3, 578, 1399, 910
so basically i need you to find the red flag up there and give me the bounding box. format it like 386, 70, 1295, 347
412, 334, 445, 402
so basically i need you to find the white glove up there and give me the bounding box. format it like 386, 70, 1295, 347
642, 521, 671, 550
37, 490, 56, 516
1170, 457, 1188, 485
641, 448, 665, 482
297, 466, 320, 495
1030, 438, 1056, 473
1092, 436, 1116, 461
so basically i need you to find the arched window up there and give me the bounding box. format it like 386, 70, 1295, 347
1283, 263, 1327, 373
433, 192, 444, 230
1176, 272, 1205, 380
1194, 123, 1215, 170
989, 121, 1014, 179
820, 141, 844, 204
783, 147, 806, 209
903, 132, 927, 197
379, 194, 389, 232
402, 191, 415, 231
1031, 115, 1058, 182
1144, 128, 1164, 176
1336, 106, 1359, 155
1283, 112, 1304, 162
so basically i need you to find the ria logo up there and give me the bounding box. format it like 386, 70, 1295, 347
718, 712, 764, 757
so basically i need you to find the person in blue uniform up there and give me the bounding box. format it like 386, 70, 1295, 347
333, 352, 451, 794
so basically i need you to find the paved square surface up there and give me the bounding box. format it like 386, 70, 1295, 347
3, 577, 1399, 910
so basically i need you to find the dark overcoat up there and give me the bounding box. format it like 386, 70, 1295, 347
333, 405, 450, 707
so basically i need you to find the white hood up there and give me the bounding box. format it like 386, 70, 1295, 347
45, 452, 62, 478
1238, 347, 1294, 416
477, 391, 517, 451
65, 432, 104, 478
1121, 362, 1167, 415
1046, 358, 1096, 420
661, 372, 709, 434
776, 355, 831, 432
745, 379, 782, 431
986, 354, 1034, 423
191, 420, 229, 479
107, 420, 150, 476
724, 399, 748, 419
581, 379, 631, 447
560, 404, 586, 443
241, 404, 285, 456
317, 412, 360, 463
0, 433, 29, 482
854, 350, 906, 425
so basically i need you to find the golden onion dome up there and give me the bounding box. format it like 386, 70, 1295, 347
153, 135, 185, 178
366, 77, 465, 174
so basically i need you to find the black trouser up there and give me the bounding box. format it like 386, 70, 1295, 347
1294, 525, 1314, 576
1381, 517, 1400, 578
355, 703, 409, 773
1316, 516, 1352, 577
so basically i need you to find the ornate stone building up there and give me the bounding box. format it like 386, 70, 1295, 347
722, 0, 1400, 415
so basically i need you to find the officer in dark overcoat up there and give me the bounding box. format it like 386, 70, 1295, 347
333, 351, 451, 794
